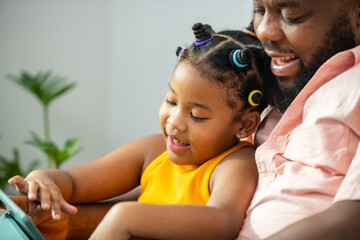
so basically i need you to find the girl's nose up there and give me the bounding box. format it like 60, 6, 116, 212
167, 110, 187, 132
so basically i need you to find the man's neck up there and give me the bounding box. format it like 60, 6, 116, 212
254, 107, 282, 147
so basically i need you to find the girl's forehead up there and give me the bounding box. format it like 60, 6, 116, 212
171, 63, 227, 97
173, 62, 214, 87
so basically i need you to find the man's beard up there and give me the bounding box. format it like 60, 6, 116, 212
269, 13, 356, 113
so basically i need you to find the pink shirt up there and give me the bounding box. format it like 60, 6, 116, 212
239, 45, 360, 239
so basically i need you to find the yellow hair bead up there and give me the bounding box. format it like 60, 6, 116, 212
248, 90, 263, 107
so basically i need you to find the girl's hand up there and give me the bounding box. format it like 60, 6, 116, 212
89, 202, 131, 240
8, 173, 78, 220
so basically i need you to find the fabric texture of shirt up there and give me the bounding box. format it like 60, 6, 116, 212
239, 45, 360, 239
138, 141, 252, 205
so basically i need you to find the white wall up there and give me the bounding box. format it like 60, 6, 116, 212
0, 0, 253, 170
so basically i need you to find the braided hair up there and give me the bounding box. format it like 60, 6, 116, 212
176, 22, 274, 120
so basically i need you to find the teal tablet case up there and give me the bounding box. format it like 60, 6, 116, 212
0, 189, 45, 240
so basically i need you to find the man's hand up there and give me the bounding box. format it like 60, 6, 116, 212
10, 195, 70, 240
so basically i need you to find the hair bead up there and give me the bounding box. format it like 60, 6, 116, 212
176, 46, 182, 56
248, 90, 263, 107
231, 48, 252, 68
192, 23, 213, 46
176, 47, 187, 60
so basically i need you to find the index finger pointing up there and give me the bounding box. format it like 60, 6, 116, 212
8, 175, 29, 194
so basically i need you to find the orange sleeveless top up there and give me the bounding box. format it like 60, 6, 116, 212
138, 141, 253, 205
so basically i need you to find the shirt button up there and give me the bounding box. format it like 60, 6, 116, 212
276, 135, 284, 144
263, 176, 270, 184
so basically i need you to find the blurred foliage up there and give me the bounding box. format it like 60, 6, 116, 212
6, 70, 82, 169
25, 132, 83, 169
0, 147, 39, 193
7, 70, 76, 107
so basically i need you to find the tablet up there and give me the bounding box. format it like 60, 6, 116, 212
0, 188, 45, 240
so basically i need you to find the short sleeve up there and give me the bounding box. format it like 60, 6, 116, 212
334, 141, 360, 202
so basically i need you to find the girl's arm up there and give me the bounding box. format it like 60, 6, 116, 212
9, 188, 142, 240
8, 134, 165, 219
90, 146, 258, 240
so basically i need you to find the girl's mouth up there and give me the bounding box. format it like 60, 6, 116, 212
167, 136, 190, 153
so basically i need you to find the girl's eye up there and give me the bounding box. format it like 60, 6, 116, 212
190, 112, 207, 122
165, 98, 176, 106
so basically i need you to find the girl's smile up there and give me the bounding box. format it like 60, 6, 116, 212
158, 62, 243, 166
167, 136, 190, 154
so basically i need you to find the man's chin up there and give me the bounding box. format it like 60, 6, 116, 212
276, 75, 297, 88
273, 70, 315, 113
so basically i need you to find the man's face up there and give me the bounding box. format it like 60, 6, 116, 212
253, 0, 358, 112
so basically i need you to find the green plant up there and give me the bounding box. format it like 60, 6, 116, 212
7, 70, 82, 168
0, 147, 39, 192
25, 132, 82, 169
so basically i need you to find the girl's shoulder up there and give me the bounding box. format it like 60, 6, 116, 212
141, 134, 167, 172
208, 142, 257, 193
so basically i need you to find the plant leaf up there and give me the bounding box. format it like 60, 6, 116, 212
7, 70, 77, 107
25, 132, 82, 168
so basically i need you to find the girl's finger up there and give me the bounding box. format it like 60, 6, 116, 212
60, 200, 78, 215
28, 181, 40, 201
38, 183, 51, 210
48, 187, 62, 220
8, 175, 29, 195
8, 175, 23, 184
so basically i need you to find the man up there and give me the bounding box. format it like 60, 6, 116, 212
238, 0, 360, 239
10, 0, 360, 239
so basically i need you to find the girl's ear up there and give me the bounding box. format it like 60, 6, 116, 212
236, 110, 260, 139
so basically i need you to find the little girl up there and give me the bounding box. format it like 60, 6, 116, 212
9, 22, 273, 239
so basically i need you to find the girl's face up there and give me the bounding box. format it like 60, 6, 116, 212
158, 62, 244, 165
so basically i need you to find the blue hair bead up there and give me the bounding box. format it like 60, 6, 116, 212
233, 50, 248, 68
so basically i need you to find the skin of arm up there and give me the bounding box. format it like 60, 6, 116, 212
89, 147, 258, 240
265, 200, 360, 240
67, 187, 141, 239
9, 189, 142, 240
8, 134, 166, 221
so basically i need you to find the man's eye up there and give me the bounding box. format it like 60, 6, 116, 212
282, 15, 303, 24
253, 7, 265, 16
281, 10, 308, 24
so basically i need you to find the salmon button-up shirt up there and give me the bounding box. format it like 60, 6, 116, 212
239, 45, 360, 239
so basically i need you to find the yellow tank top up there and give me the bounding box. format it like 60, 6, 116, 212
138, 141, 253, 205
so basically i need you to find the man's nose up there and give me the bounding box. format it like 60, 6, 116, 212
255, 12, 284, 44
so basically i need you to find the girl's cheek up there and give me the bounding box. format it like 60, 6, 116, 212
158, 103, 169, 125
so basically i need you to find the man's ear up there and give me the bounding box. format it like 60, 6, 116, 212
236, 110, 261, 139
